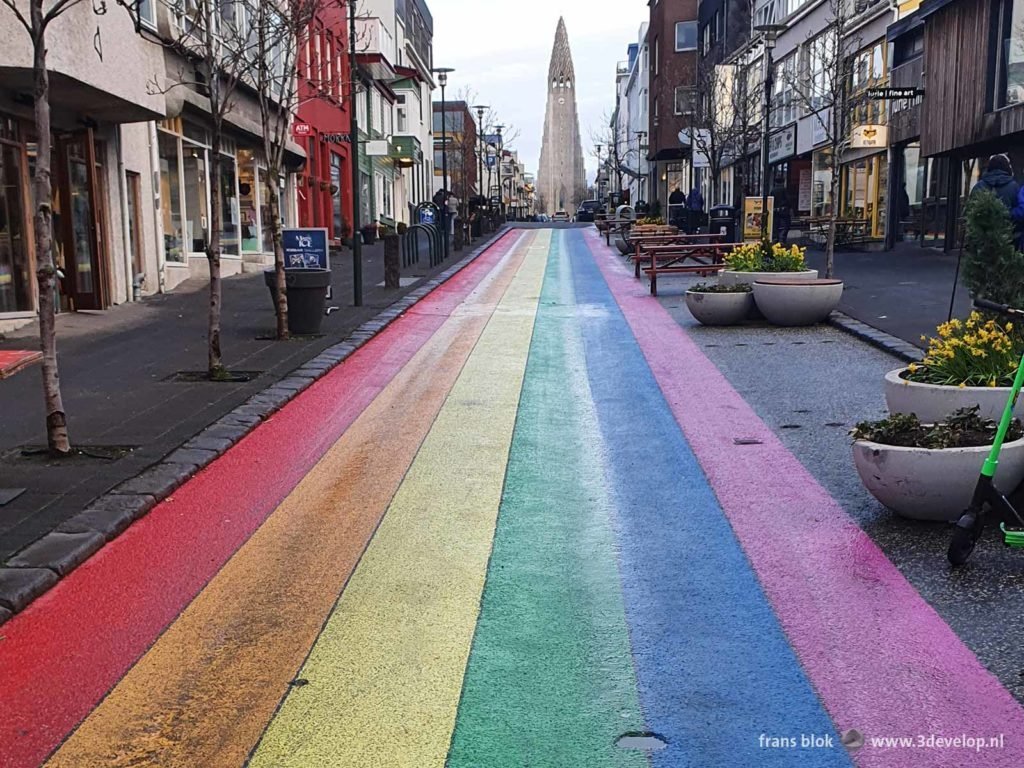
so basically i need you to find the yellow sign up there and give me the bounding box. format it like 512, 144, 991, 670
851, 124, 888, 149
743, 197, 774, 241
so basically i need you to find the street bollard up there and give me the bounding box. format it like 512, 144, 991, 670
384, 234, 400, 289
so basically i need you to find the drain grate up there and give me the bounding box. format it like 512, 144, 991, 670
825, 422, 845, 427
780, 424, 802, 430
734, 437, 763, 445
616, 732, 668, 751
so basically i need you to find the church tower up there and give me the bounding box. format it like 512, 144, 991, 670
537, 18, 587, 215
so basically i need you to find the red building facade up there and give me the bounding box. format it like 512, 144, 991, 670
296, 5, 354, 244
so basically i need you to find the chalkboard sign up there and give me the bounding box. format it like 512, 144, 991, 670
282, 228, 329, 270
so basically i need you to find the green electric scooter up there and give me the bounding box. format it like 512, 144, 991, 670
948, 298, 1024, 566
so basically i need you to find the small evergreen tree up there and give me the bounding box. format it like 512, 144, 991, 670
962, 190, 1024, 307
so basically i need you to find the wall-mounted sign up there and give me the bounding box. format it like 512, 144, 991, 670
322, 133, 351, 144
867, 87, 924, 99
798, 169, 812, 212
365, 139, 390, 156
292, 122, 312, 138
767, 124, 796, 164
282, 228, 329, 270
851, 124, 888, 149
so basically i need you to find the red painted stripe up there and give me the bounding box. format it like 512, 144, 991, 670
0, 231, 522, 768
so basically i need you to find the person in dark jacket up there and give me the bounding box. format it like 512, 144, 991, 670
772, 177, 791, 245
668, 186, 685, 228
972, 154, 1020, 210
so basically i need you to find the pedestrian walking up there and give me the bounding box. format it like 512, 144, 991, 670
686, 186, 704, 234
668, 186, 685, 229
971, 154, 1020, 210
772, 177, 791, 245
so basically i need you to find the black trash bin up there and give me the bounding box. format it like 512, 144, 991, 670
709, 205, 738, 242
264, 268, 331, 335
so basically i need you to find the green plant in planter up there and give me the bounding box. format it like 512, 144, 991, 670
851, 406, 1023, 449
689, 282, 752, 293
905, 311, 1021, 387
724, 242, 807, 272
962, 189, 1024, 308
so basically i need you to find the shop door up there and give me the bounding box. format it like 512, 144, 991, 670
59, 132, 106, 310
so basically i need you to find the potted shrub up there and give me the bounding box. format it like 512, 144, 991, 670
718, 241, 818, 287
684, 282, 753, 326
851, 407, 1024, 520
885, 313, 1024, 422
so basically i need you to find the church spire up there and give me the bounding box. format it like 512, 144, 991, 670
548, 16, 575, 84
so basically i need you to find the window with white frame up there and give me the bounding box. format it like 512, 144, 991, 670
675, 21, 697, 52
674, 86, 697, 115
372, 89, 382, 134
357, 88, 368, 130
807, 30, 835, 110
396, 94, 408, 133
138, 0, 156, 27
771, 53, 798, 127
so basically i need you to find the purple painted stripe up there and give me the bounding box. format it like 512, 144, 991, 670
583, 230, 1024, 767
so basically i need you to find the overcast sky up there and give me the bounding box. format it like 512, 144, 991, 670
429, 2, 650, 183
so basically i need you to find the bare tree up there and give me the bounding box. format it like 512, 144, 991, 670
590, 109, 636, 198
122, 0, 254, 377
0, 0, 115, 452
783, 0, 858, 277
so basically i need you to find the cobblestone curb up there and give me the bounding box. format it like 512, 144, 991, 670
828, 311, 924, 363
0, 227, 514, 626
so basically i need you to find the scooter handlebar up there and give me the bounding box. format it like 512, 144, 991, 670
973, 297, 1018, 315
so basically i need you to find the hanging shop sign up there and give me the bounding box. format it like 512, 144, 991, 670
851, 124, 888, 149
798, 169, 812, 212
867, 87, 924, 100
292, 122, 312, 138
811, 108, 829, 147
365, 139, 390, 156
767, 124, 796, 164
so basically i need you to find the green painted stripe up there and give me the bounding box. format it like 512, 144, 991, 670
446, 232, 647, 767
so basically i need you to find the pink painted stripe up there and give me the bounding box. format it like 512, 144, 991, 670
0, 230, 524, 768
584, 229, 1024, 767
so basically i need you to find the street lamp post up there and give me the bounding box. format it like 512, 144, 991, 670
473, 104, 488, 204
495, 124, 504, 220
432, 67, 454, 259
755, 24, 785, 244
595, 144, 603, 203
347, 0, 363, 306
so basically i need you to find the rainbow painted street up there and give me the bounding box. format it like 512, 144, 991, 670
2, 229, 1023, 767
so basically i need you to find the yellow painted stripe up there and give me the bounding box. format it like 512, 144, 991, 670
248, 231, 551, 768
43, 232, 536, 768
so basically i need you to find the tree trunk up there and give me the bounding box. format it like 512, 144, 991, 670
268, 168, 288, 340
31, 25, 70, 454
207, 126, 225, 378
826, 165, 840, 279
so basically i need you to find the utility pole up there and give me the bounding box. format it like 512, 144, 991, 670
433, 67, 454, 259
348, 0, 363, 306
495, 124, 504, 220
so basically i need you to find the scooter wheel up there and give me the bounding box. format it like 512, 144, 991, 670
948, 512, 983, 566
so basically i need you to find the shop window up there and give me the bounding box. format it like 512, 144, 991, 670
237, 149, 261, 252
182, 144, 208, 253
158, 131, 185, 263
811, 148, 834, 217
0, 141, 32, 313
360, 171, 371, 223
331, 153, 344, 237
219, 149, 239, 256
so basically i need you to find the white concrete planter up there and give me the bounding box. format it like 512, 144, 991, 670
884, 367, 1023, 423
853, 436, 1024, 521
685, 290, 753, 326
752, 279, 844, 326
718, 269, 818, 287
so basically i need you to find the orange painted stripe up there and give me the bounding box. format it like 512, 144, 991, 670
43, 232, 535, 768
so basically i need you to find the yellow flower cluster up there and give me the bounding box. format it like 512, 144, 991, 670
724, 241, 807, 272
907, 312, 1021, 388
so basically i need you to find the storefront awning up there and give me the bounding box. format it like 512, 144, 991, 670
0, 67, 164, 123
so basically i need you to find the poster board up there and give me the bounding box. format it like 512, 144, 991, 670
743, 197, 774, 242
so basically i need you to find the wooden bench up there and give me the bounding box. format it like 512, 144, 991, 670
642, 243, 741, 296
631, 233, 725, 271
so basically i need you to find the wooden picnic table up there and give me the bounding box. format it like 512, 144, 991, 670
633, 239, 727, 278
642, 242, 742, 296
630, 232, 724, 264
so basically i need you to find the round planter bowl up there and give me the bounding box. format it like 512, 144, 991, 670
685, 290, 753, 326
853, 436, 1024, 521
718, 268, 818, 287
884, 367, 1024, 423
752, 278, 844, 326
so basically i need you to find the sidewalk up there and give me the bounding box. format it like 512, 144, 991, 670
805, 241, 970, 348
0, 232, 503, 561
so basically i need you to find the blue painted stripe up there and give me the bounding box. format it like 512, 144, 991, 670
565, 230, 851, 767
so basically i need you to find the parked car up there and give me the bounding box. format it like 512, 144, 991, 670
552, 210, 570, 222
575, 200, 603, 222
